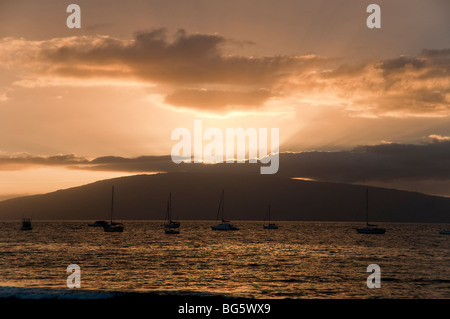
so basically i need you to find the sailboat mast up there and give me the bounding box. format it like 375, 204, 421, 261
110, 186, 115, 224
216, 190, 224, 222
366, 188, 369, 226
166, 200, 169, 221
169, 192, 172, 221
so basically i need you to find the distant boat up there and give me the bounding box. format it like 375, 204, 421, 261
263, 204, 278, 229
211, 190, 239, 231
164, 193, 180, 234
103, 186, 124, 232
20, 218, 32, 231
88, 220, 108, 227
356, 189, 385, 234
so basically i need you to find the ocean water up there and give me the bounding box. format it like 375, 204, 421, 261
0, 221, 449, 299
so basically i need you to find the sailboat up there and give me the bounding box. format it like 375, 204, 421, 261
263, 204, 278, 229
103, 186, 124, 232
164, 193, 180, 234
211, 190, 239, 230
356, 188, 385, 234
20, 217, 33, 231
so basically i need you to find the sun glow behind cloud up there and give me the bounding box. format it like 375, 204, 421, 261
1, 31, 449, 179
0, 0, 449, 198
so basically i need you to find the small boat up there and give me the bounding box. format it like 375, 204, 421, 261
88, 220, 108, 227
21, 218, 33, 231
104, 222, 124, 232
211, 220, 239, 231
103, 186, 124, 232
211, 190, 239, 231
356, 189, 385, 234
263, 204, 278, 229
164, 193, 180, 234
356, 226, 386, 234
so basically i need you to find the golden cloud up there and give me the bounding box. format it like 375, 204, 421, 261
1, 30, 449, 116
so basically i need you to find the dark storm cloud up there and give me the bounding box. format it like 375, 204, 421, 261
277, 141, 450, 182
88, 155, 177, 172
2, 140, 450, 184
42, 28, 324, 87
317, 48, 450, 116
87, 140, 450, 183
420, 48, 450, 59
34, 28, 329, 110
4, 31, 449, 114
0, 154, 87, 168
376, 56, 426, 72
374, 49, 450, 84
0, 154, 178, 172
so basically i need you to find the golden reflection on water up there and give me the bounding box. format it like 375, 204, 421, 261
0, 221, 449, 298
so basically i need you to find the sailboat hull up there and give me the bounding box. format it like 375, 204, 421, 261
356, 189, 385, 234
263, 205, 278, 229
164, 193, 180, 233
21, 219, 32, 231
165, 222, 180, 228
356, 227, 385, 234
211, 223, 239, 230
212, 191, 239, 230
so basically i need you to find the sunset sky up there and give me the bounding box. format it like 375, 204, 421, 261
0, 0, 450, 198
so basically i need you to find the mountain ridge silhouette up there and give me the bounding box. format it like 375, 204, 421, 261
0, 172, 449, 223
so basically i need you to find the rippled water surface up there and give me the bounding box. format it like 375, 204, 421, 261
0, 221, 449, 298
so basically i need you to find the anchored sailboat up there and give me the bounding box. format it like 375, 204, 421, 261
103, 186, 124, 232
356, 188, 385, 234
211, 190, 239, 230
263, 204, 278, 229
164, 193, 180, 234
21, 217, 32, 231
